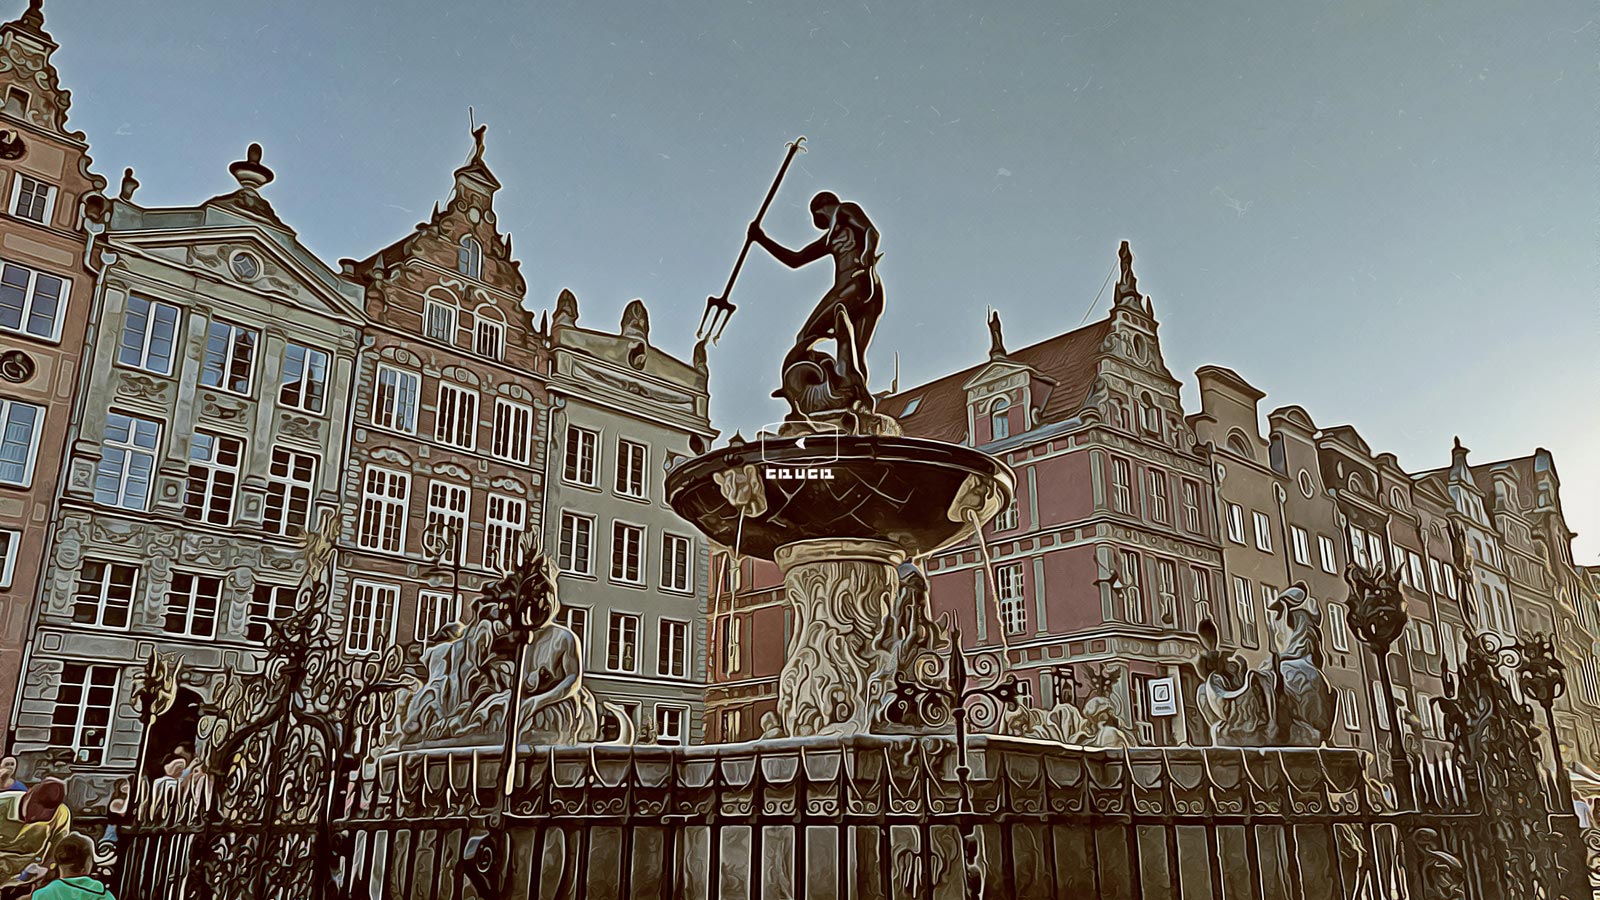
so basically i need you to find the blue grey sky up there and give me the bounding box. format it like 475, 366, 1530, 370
46, 1, 1598, 558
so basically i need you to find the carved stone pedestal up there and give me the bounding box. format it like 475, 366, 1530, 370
774, 538, 903, 737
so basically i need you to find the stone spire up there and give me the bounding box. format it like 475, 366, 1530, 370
552, 288, 579, 329
1113, 240, 1143, 309
1448, 436, 1472, 482
6, 0, 48, 41
620, 299, 650, 342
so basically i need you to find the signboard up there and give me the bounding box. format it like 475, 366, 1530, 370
1148, 676, 1178, 717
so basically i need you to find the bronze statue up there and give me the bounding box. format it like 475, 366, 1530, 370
1195, 583, 1335, 746
747, 191, 884, 423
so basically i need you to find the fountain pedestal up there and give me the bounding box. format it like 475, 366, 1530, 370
773, 538, 904, 736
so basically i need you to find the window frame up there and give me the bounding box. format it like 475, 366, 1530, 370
1318, 534, 1339, 574
1291, 526, 1311, 566
657, 617, 690, 678
117, 295, 181, 376
372, 364, 421, 434
1147, 469, 1170, 523
424, 480, 472, 563
606, 611, 641, 674
1110, 456, 1133, 514
995, 561, 1027, 635
246, 583, 297, 643
474, 317, 505, 361
263, 447, 318, 537
661, 533, 694, 593
434, 381, 479, 451
0, 259, 67, 343
491, 398, 533, 465
615, 439, 649, 499
558, 510, 596, 576
458, 236, 484, 279
424, 298, 458, 344
356, 465, 410, 554
1252, 510, 1272, 552
1226, 503, 1246, 544
611, 520, 647, 586
415, 589, 463, 645
278, 342, 331, 414
72, 559, 138, 630
484, 493, 527, 572
95, 411, 160, 511
563, 425, 600, 487
345, 580, 400, 655
0, 397, 42, 487
183, 430, 244, 526
51, 663, 118, 766
199, 319, 259, 396
9, 173, 55, 225
164, 570, 223, 639
654, 703, 688, 747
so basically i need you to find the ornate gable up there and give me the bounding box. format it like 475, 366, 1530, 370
0, 1, 79, 140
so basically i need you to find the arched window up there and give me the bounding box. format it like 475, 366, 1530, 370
990, 397, 1011, 441
458, 236, 483, 279
1226, 431, 1253, 459
1140, 392, 1160, 434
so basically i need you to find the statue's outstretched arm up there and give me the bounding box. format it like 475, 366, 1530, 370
750, 222, 828, 269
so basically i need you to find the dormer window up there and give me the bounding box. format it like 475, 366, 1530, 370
475, 317, 505, 361
458, 236, 483, 279
990, 397, 1011, 441
900, 397, 922, 416
2, 87, 29, 118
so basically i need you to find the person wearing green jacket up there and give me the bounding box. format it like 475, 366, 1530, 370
26, 833, 113, 900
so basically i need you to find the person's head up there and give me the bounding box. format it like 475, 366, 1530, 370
809, 191, 840, 229
0, 755, 16, 781
162, 753, 187, 779
51, 832, 96, 878
18, 778, 65, 823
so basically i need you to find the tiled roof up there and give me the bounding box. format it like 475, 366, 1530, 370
881, 319, 1112, 443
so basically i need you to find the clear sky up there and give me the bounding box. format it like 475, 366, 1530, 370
42, 1, 1598, 559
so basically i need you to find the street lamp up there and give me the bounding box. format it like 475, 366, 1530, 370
1343, 559, 1413, 807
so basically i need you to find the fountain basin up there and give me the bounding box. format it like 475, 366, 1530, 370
665, 434, 1015, 561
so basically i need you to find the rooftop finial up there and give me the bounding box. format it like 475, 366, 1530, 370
16, 0, 43, 31
118, 167, 139, 201
469, 123, 487, 166
228, 143, 274, 191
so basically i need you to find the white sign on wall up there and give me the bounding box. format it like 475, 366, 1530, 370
1148, 676, 1178, 717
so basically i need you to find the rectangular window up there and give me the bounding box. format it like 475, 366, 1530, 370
0, 260, 66, 341
118, 295, 180, 375
1367, 533, 1386, 574
415, 590, 462, 645
1148, 470, 1169, 523
491, 399, 532, 465
1181, 480, 1201, 532
616, 439, 648, 498
264, 448, 317, 537
721, 614, 743, 674
73, 560, 138, 629
657, 619, 689, 678
611, 521, 645, 584
1372, 682, 1391, 730
996, 562, 1026, 634
1227, 504, 1246, 544
357, 466, 409, 553
10, 174, 54, 224
655, 705, 686, 747
0, 529, 13, 588
434, 382, 478, 450
1342, 688, 1361, 731
484, 494, 526, 571
1408, 551, 1427, 593
424, 300, 457, 343
278, 343, 330, 414
475, 318, 505, 360
558, 511, 595, 575
564, 425, 598, 485
1121, 550, 1144, 624
1348, 526, 1369, 567
1111, 458, 1132, 513
1390, 543, 1408, 585
1328, 602, 1350, 652
607, 612, 640, 672
1156, 558, 1179, 627
0, 398, 40, 486
559, 606, 589, 655
1252, 510, 1272, 552
95, 412, 160, 510
1190, 566, 1213, 627
184, 431, 243, 525
1233, 575, 1257, 647
994, 496, 1019, 531
165, 570, 222, 638
1444, 565, 1458, 600
661, 534, 693, 593
424, 481, 471, 561
1318, 534, 1338, 574
51, 664, 118, 766
246, 584, 297, 642
346, 581, 399, 655
200, 320, 258, 395
1291, 526, 1311, 566
372, 365, 421, 433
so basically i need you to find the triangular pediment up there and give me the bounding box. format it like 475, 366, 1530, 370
113, 227, 364, 323
960, 357, 1040, 392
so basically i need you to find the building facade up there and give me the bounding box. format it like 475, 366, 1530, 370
17, 146, 364, 800
0, 0, 107, 752
874, 243, 1223, 744
543, 290, 714, 744
336, 129, 548, 659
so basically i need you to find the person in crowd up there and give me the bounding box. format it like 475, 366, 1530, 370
0, 759, 23, 794
26, 832, 116, 900
0, 778, 70, 884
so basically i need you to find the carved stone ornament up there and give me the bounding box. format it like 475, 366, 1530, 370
0, 349, 34, 383
1194, 583, 1335, 747
772, 539, 904, 737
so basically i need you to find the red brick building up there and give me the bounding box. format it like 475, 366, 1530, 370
335, 128, 548, 653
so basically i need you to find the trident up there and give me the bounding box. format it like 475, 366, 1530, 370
697, 135, 806, 343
